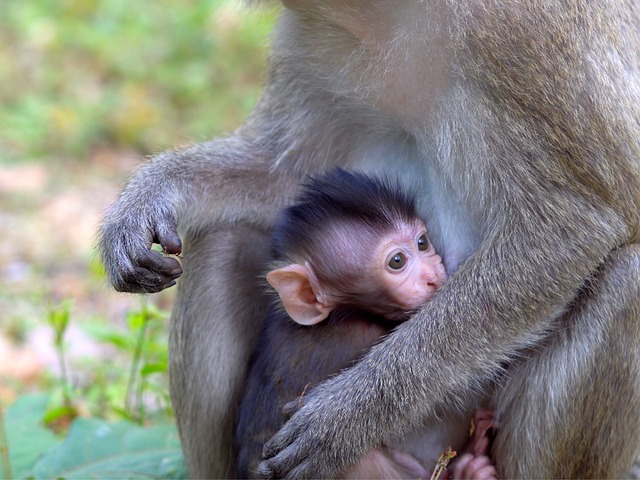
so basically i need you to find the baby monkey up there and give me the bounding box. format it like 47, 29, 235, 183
235, 169, 495, 479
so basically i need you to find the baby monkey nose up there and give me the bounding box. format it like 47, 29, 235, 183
423, 269, 442, 288
422, 261, 446, 288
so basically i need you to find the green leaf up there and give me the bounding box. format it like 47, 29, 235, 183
127, 310, 147, 331
47, 299, 73, 344
140, 362, 167, 377
2, 394, 60, 479
90, 329, 134, 350
144, 303, 168, 322
42, 405, 77, 426
31, 418, 186, 479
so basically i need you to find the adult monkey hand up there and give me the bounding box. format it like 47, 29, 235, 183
99, 167, 183, 294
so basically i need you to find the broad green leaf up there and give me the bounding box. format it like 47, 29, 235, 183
32, 417, 186, 479
2, 394, 60, 479
127, 310, 147, 330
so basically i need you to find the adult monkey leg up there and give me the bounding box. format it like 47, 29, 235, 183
493, 244, 640, 479
169, 227, 271, 478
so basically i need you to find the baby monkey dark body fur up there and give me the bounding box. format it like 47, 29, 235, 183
236, 307, 403, 478
236, 170, 492, 479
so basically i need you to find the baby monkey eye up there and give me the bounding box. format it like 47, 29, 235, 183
417, 234, 429, 251
388, 252, 406, 270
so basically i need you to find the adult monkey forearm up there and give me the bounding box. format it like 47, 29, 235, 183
260, 203, 631, 477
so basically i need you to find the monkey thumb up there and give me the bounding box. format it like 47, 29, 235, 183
155, 228, 182, 255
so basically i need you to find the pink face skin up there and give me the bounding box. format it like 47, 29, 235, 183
374, 219, 447, 313
267, 218, 447, 327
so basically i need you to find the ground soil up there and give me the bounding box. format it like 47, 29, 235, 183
0, 151, 174, 403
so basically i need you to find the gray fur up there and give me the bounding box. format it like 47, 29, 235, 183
98, 1, 640, 478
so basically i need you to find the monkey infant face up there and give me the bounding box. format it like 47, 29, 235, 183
377, 220, 447, 312
266, 219, 446, 326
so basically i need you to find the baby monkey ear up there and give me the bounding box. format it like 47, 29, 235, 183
266, 264, 333, 325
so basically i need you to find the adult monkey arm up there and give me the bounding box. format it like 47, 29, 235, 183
260, 205, 634, 478
96, 61, 327, 295
98, 140, 282, 293
259, 1, 640, 478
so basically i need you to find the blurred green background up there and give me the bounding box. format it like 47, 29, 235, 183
1, 0, 276, 162
0, 1, 277, 475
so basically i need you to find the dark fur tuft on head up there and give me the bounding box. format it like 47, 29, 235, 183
271, 168, 419, 260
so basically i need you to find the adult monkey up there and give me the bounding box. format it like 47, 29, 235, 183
99, 1, 640, 478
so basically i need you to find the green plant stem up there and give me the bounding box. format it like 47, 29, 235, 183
0, 403, 12, 480
57, 343, 72, 410
48, 298, 72, 410
125, 299, 150, 423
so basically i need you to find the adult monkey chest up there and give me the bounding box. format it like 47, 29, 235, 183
275, 1, 484, 271
98, 0, 640, 478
